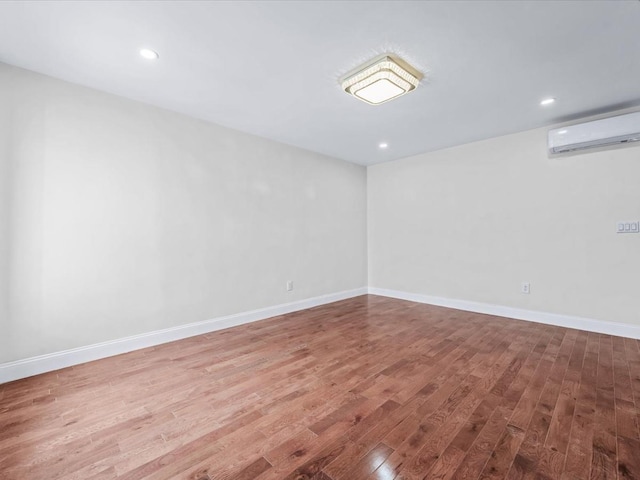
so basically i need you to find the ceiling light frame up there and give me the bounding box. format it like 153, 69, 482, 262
341, 54, 422, 106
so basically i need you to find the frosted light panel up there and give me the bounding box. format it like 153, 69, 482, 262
355, 79, 405, 104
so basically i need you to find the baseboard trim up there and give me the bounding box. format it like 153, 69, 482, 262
0, 287, 368, 384
368, 287, 640, 340
4, 286, 637, 385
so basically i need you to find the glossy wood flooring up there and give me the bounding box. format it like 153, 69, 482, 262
1, 295, 640, 480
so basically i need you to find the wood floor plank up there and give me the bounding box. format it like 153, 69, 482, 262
591, 335, 618, 480
392, 328, 547, 480
508, 332, 563, 431
1, 295, 639, 480
617, 435, 640, 480
450, 406, 512, 480
337, 441, 394, 480
545, 331, 588, 456
321, 400, 403, 479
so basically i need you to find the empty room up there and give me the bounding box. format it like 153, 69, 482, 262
1, 1, 639, 479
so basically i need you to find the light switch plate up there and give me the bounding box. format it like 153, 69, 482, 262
617, 221, 640, 234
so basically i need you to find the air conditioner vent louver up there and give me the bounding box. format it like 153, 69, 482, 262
548, 111, 640, 155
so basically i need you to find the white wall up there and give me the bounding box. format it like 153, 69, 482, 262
368, 123, 640, 328
0, 76, 9, 344
3, 60, 639, 369
0, 63, 367, 364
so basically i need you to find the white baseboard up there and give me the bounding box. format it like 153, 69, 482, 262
368, 287, 640, 340
0, 287, 368, 384
4, 286, 637, 385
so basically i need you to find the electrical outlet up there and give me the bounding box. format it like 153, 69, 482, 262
286, 280, 293, 292
521, 282, 530, 294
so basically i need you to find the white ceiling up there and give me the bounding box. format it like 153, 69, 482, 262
1, 1, 639, 166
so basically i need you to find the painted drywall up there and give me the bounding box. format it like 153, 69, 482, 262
0, 77, 9, 340
368, 123, 640, 328
0, 63, 367, 364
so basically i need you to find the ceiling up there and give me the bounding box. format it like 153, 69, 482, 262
0, 1, 639, 166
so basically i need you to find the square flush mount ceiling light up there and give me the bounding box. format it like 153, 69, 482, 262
341, 55, 422, 105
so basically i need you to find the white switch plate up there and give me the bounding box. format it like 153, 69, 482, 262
521, 282, 530, 294
617, 221, 640, 234
286, 280, 293, 291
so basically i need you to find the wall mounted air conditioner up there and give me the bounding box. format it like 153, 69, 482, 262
548, 111, 640, 154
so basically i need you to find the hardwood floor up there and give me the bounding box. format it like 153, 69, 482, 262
1, 295, 639, 479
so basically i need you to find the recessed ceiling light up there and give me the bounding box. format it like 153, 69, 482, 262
540, 97, 556, 106
140, 48, 159, 60
379, 142, 389, 149
341, 55, 422, 105
558, 129, 567, 134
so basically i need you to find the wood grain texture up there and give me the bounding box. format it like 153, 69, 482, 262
1, 295, 639, 479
